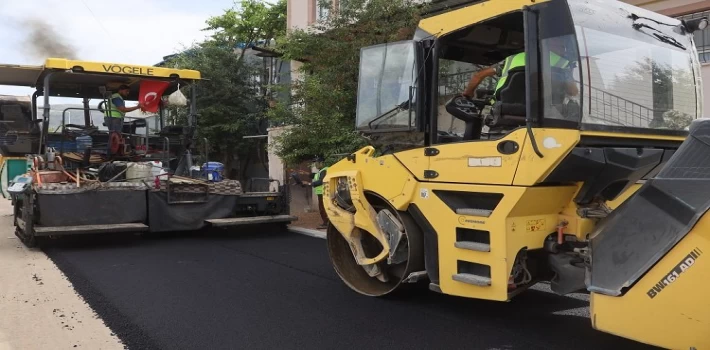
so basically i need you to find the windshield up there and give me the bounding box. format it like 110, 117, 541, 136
568, 0, 701, 132
356, 41, 417, 130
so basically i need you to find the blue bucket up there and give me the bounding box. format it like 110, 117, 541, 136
76, 134, 92, 154
201, 162, 224, 182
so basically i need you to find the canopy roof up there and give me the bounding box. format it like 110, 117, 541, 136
0, 58, 201, 100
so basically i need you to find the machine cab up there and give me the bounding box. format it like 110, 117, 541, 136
355, 0, 704, 153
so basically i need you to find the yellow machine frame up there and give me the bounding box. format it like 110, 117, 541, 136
322, 1, 709, 349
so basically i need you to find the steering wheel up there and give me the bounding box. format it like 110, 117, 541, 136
445, 95, 486, 122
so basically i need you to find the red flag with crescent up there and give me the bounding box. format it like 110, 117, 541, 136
139, 80, 170, 113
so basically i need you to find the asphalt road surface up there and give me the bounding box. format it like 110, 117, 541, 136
42, 228, 658, 350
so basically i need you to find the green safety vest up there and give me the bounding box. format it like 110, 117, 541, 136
105, 93, 125, 118
314, 166, 329, 195
494, 52, 569, 95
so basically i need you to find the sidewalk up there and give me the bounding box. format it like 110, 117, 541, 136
288, 209, 327, 239
0, 201, 122, 350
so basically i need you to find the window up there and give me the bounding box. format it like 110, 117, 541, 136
436, 61, 494, 138
355, 41, 417, 130
316, 0, 330, 20
677, 11, 710, 63
569, 0, 699, 131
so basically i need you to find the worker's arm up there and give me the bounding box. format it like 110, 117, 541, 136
462, 66, 498, 98
565, 80, 579, 96
112, 97, 143, 112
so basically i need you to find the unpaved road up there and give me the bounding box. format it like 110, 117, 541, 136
0, 202, 122, 350
41, 228, 657, 350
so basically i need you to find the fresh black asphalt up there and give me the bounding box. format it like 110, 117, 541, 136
42, 229, 657, 350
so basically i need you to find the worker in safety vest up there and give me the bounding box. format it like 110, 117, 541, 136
104, 84, 143, 133
461, 39, 578, 101
305, 157, 330, 229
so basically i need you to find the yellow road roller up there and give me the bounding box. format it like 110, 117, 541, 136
323, 0, 709, 348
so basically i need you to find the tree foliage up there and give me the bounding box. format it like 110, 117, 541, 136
168, 44, 267, 180
205, 0, 286, 53
163, 0, 286, 181
269, 0, 425, 166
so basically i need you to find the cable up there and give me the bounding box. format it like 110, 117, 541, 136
78, 0, 113, 39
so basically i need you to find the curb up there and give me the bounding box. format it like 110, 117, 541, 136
288, 226, 326, 239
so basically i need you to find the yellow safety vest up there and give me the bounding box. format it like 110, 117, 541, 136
105, 93, 125, 118
494, 52, 569, 94
314, 166, 328, 195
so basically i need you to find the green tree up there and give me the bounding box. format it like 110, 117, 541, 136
164, 0, 287, 181
269, 0, 425, 166
205, 0, 286, 69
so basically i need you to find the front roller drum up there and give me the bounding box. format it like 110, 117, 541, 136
327, 209, 424, 297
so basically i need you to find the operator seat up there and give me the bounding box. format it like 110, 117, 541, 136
487, 66, 527, 130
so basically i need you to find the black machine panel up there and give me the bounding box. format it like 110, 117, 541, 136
544, 146, 672, 204
588, 119, 710, 296
444, 96, 485, 140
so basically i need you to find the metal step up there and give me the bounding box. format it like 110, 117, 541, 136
454, 241, 491, 252
34, 223, 149, 236
206, 215, 297, 227
455, 208, 492, 217
452, 273, 491, 286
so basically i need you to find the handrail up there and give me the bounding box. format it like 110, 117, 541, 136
583, 83, 663, 128
163, 136, 170, 168
59, 107, 152, 157
59, 107, 102, 156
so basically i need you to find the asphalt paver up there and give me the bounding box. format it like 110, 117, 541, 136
43, 229, 657, 350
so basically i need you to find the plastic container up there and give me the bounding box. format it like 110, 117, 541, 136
45, 149, 56, 170
201, 162, 224, 182
76, 134, 92, 154
147, 161, 163, 179
126, 162, 152, 182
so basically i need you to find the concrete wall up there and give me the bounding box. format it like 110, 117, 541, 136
287, 0, 316, 30
267, 125, 318, 213
702, 66, 710, 116
267, 126, 288, 192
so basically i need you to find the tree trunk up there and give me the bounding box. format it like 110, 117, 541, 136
239, 151, 253, 190
222, 152, 234, 180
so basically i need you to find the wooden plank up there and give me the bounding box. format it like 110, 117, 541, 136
34, 223, 149, 236
206, 215, 297, 227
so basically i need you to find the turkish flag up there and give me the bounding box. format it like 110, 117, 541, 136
139, 80, 170, 113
